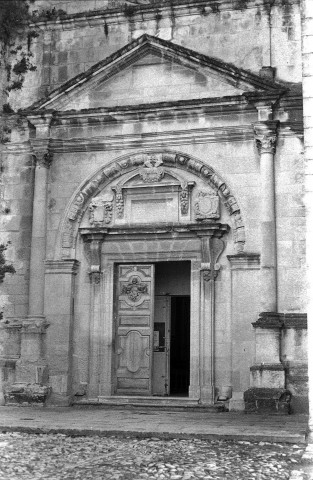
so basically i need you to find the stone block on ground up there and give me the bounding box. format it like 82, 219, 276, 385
4, 383, 51, 406
244, 388, 292, 414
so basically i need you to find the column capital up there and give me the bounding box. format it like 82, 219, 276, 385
34, 151, 53, 169
30, 139, 53, 168
253, 121, 279, 155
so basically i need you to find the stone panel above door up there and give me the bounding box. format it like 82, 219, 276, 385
82, 157, 223, 227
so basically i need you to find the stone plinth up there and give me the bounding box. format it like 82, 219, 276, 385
229, 391, 245, 412
244, 387, 291, 414
15, 317, 49, 385
4, 383, 51, 406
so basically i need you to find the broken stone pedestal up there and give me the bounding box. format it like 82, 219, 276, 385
244, 387, 291, 414
245, 313, 290, 414
5, 317, 50, 406
4, 383, 51, 406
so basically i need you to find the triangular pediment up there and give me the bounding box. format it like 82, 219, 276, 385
27, 34, 284, 112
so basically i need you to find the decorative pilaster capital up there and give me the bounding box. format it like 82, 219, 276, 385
34, 150, 53, 169
253, 121, 279, 155
30, 139, 53, 169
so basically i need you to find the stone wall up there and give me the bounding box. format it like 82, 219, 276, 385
0, 0, 307, 409
4, 0, 302, 110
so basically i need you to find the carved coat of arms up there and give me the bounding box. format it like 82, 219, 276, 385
121, 276, 148, 302
89, 193, 114, 226
139, 155, 164, 183
194, 190, 220, 220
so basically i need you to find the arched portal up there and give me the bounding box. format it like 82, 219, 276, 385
48, 150, 246, 406
56, 150, 245, 260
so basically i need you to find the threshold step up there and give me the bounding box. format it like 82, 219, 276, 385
73, 396, 226, 411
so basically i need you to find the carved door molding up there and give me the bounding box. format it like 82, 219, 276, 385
115, 264, 155, 395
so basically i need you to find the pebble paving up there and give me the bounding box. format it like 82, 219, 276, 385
0, 432, 309, 480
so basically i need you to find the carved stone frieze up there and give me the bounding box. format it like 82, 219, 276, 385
89, 193, 114, 226
121, 276, 148, 302
139, 155, 164, 183
195, 190, 220, 221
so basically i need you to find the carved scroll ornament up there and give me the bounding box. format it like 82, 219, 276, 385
201, 237, 225, 281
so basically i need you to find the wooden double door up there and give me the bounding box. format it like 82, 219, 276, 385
114, 264, 190, 396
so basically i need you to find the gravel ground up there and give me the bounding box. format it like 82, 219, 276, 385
0, 432, 310, 480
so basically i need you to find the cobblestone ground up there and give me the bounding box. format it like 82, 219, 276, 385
0, 432, 310, 480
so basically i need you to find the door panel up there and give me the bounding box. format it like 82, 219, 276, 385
152, 296, 170, 395
115, 264, 154, 395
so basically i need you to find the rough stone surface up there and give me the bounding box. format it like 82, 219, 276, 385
0, 432, 311, 480
4, 384, 51, 406
244, 388, 292, 414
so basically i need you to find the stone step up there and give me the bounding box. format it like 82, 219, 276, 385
73, 396, 227, 412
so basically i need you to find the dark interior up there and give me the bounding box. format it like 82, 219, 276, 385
170, 296, 190, 396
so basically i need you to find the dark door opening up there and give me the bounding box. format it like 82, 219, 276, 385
170, 296, 190, 396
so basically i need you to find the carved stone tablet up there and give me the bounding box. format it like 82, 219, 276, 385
194, 190, 220, 220
89, 193, 114, 226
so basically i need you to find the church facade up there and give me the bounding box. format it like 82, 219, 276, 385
0, 0, 308, 412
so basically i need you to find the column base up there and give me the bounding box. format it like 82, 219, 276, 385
189, 385, 200, 400
4, 383, 51, 406
199, 385, 215, 405
229, 392, 245, 412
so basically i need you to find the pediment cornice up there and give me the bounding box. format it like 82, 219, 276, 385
24, 34, 286, 115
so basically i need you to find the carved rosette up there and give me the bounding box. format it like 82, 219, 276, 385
89, 193, 114, 226
194, 190, 220, 221
139, 154, 164, 183
254, 121, 279, 155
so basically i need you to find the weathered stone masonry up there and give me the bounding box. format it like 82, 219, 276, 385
0, 0, 307, 412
